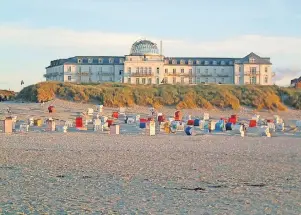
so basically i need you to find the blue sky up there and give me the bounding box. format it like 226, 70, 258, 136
1, 0, 301, 91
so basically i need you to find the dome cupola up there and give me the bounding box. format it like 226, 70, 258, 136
130, 39, 159, 56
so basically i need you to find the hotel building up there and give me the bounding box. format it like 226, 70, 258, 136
45, 39, 274, 85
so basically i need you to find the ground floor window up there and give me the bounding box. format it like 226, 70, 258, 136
136, 78, 140, 84
128, 78, 131, 84
173, 77, 176, 84
68, 76, 71, 81
148, 78, 152, 84
142, 78, 146, 84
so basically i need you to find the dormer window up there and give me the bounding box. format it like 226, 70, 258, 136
88, 58, 93, 63
213, 61, 217, 65
164, 59, 169, 64
229, 61, 233, 65
119, 58, 124, 64
221, 61, 225, 65
205, 61, 209, 65
78, 58, 82, 64
109, 58, 114, 64
196, 60, 201, 65
98, 58, 103, 64
249, 58, 255, 63
172, 59, 177, 64
180, 59, 185, 65
188, 60, 193, 65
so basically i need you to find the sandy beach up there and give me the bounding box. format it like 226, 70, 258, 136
1, 100, 301, 214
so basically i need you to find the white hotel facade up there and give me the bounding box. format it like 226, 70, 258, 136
45, 40, 274, 85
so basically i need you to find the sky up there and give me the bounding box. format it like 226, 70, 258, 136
0, 0, 301, 91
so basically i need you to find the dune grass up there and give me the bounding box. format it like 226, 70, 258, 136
0, 90, 15, 99
16, 82, 301, 110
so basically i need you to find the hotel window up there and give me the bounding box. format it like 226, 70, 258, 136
119, 58, 124, 64
173, 77, 176, 84
181, 77, 184, 84
165, 68, 168, 74
88, 58, 93, 63
128, 78, 131, 83
140, 67, 143, 74
265, 67, 268, 73
157, 67, 160, 74
142, 78, 146, 84
205, 61, 209, 65
189, 77, 193, 84
144, 67, 147, 74
249, 58, 255, 63
148, 78, 152, 84
172, 59, 177, 64
265, 76, 268, 83
67, 66, 71, 72
173, 68, 176, 74
136, 78, 140, 84
78, 59, 82, 64
196, 60, 201, 65
180, 60, 185, 65
197, 68, 200, 74
251, 67, 256, 74
149, 67, 152, 74
188, 60, 193, 65
136, 67, 139, 73
98, 58, 103, 64
251, 77, 256, 84
128, 67, 131, 73
181, 68, 184, 73
109, 58, 114, 64
68, 76, 71, 81
189, 69, 192, 75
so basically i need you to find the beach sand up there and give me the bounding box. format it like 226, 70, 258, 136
1, 100, 301, 214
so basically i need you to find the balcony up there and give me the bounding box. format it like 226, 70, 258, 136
167, 73, 191, 77
217, 74, 230, 77
130, 72, 153, 77
244, 72, 260, 76
77, 72, 90, 76
97, 72, 114, 76
196, 74, 212, 77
